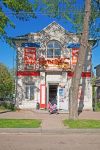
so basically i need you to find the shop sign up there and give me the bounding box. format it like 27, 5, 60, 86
39, 57, 70, 70
24, 47, 36, 64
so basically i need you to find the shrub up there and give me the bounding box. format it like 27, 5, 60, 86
1, 101, 16, 111
95, 102, 100, 111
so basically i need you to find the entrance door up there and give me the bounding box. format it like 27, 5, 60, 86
48, 84, 68, 111
49, 84, 58, 105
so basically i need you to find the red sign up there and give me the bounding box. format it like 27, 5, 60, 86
67, 71, 91, 78
17, 71, 40, 76
24, 47, 36, 64
81, 72, 91, 78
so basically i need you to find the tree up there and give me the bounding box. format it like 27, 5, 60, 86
0, 0, 36, 44
69, 0, 91, 119
0, 63, 14, 99
34, 0, 100, 119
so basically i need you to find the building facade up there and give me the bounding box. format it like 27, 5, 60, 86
94, 64, 100, 101
14, 22, 93, 111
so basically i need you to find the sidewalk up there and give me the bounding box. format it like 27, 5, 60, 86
0, 110, 100, 134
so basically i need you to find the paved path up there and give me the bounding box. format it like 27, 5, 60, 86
42, 115, 66, 130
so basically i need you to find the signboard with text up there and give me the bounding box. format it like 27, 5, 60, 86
24, 47, 36, 65
39, 57, 71, 71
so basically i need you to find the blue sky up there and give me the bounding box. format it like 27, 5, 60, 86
0, 13, 100, 73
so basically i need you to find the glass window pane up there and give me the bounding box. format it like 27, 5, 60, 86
54, 42, 60, 48
25, 86, 29, 99
47, 42, 53, 48
47, 49, 53, 58
47, 41, 61, 58
25, 85, 34, 100
30, 86, 34, 100
55, 49, 61, 58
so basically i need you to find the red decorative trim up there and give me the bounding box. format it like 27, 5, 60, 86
40, 84, 46, 109
67, 71, 91, 78
72, 48, 79, 50
17, 71, 40, 76
81, 72, 91, 78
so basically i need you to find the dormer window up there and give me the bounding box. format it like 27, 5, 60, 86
47, 41, 61, 58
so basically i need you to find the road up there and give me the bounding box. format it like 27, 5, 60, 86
0, 132, 100, 150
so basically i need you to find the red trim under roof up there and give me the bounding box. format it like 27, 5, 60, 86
17, 71, 40, 76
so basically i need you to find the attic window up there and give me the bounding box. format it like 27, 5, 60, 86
47, 41, 61, 58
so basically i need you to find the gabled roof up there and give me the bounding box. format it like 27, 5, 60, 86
41, 21, 66, 32
12, 21, 73, 41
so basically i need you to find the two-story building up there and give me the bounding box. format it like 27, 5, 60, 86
13, 21, 93, 112
94, 64, 100, 101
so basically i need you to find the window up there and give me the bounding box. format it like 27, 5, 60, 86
25, 84, 35, 100
47, 41, 61, 58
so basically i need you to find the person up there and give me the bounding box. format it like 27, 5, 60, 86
48, 98, 59, 114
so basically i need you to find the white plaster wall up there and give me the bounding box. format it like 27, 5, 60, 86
83, 78, 92, 110
18, 100, 36, 109
46, 73, 62, 82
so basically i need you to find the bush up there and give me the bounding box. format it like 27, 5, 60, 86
1, 101, 16, 111
95, 102, 100, 111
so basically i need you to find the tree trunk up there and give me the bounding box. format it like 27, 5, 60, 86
69, 0, 91, 120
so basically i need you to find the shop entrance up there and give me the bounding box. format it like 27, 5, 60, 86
49, 84, 58, 105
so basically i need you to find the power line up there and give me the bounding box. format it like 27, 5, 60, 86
1, 11, 100, 15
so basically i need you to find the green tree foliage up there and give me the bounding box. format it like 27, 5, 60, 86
0, 63, 14, 99
74, 0, 100, 34
34, 0, 77, 22
0, 0, 36, 44
0, 0, 99, 44
34, 0, 100, 35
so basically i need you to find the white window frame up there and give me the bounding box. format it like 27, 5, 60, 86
25, 84, 35, 100
47, 41, 61, 58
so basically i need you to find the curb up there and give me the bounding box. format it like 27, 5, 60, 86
0, 128, 100, 134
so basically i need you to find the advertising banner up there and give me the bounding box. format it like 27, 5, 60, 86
39, 57, 70, 71
57, 87, 67, 110
24, 47, 36, 65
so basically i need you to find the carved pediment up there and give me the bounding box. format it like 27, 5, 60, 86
41, 21, 67, 38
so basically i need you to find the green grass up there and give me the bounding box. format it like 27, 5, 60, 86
0, 119, 41, 128
63, 119, 100, 128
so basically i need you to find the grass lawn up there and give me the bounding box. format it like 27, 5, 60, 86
0, 119, 41, 128
63, 119, 100, 128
